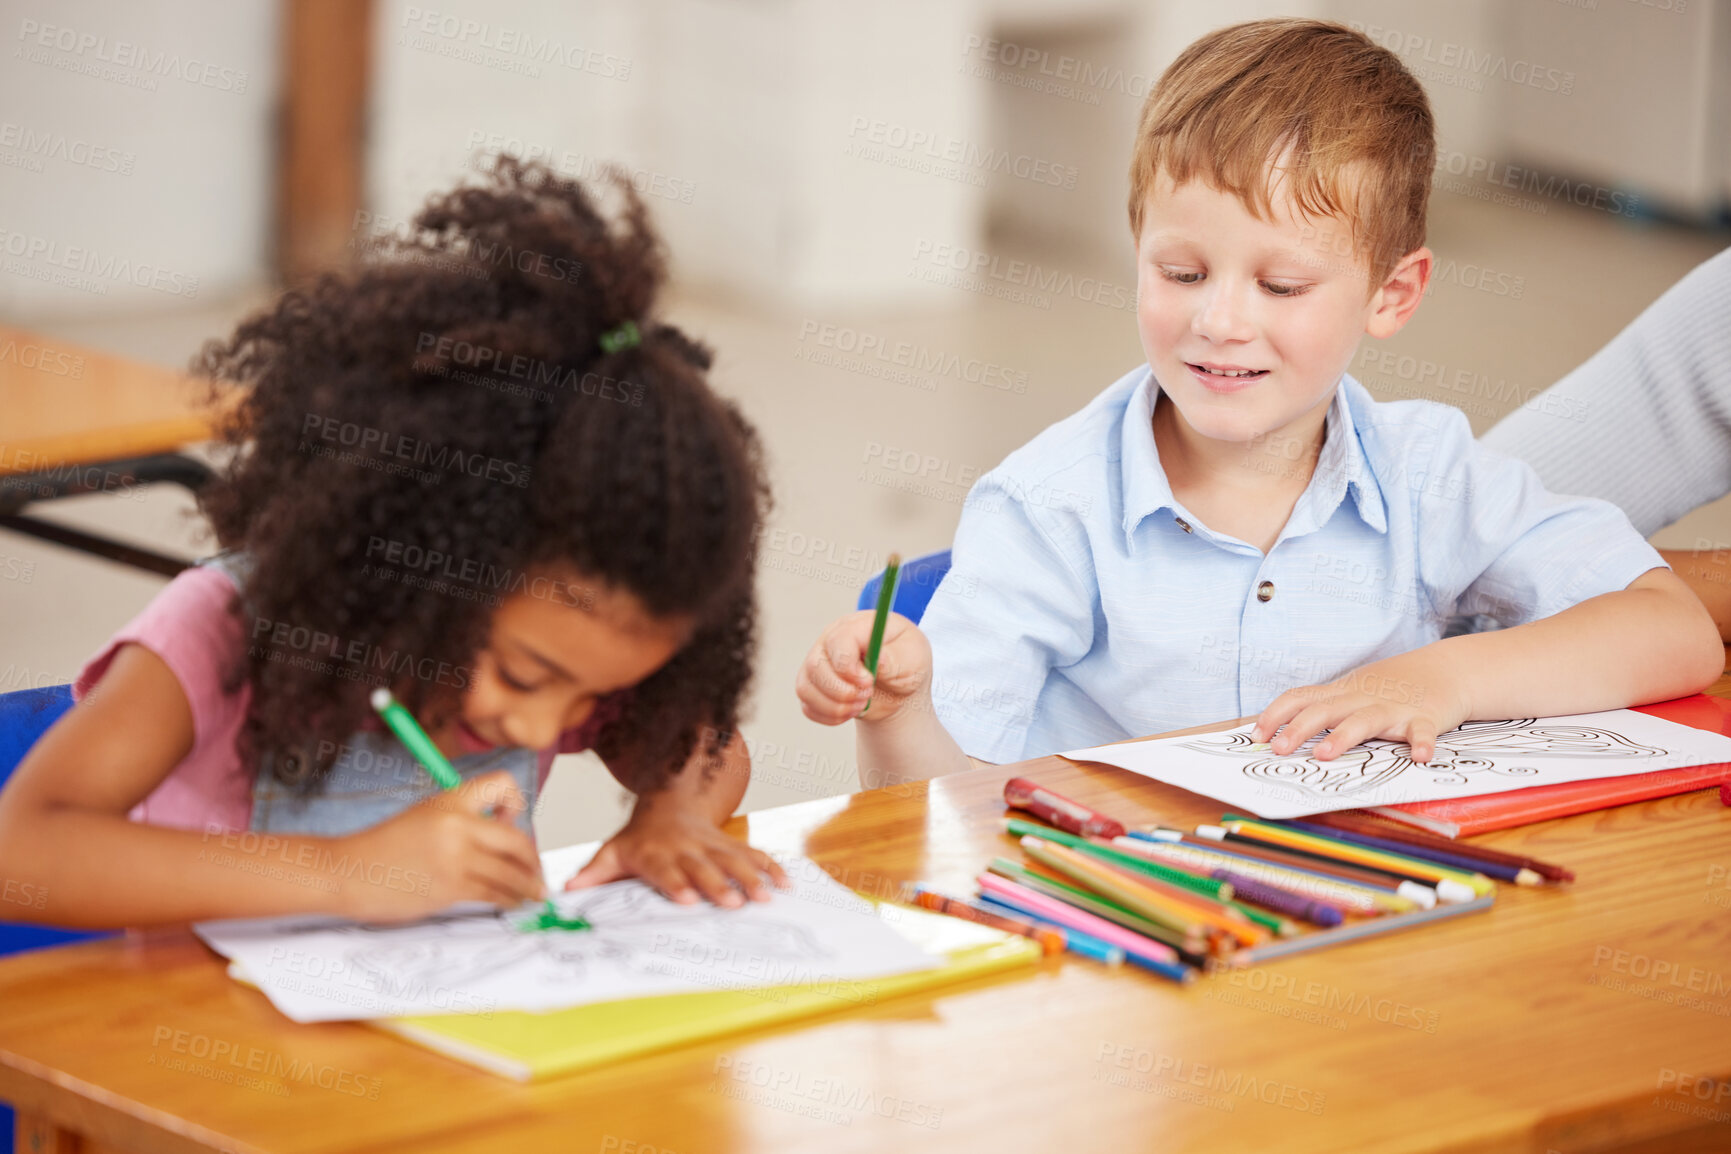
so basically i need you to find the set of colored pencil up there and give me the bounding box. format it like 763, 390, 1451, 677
984, 787, 1420, 974
905, 777, 1550, 981
998, 810, 1518, 973
961, 837, 1270, 975
1296, 810, 1574, 883
1003, 818, 1294, 936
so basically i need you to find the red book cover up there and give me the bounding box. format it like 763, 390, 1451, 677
1364, 695, 1731, 838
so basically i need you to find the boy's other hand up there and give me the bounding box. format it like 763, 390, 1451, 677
1251, 660, 1469, 764
796, 610, 931, 726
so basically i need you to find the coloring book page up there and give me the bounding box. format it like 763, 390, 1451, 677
195, 857, 941, 1023
1059, 708, 1731, 820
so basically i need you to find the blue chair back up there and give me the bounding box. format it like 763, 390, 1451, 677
856, 549, 952, 625
0, 683, 74, 777
0, 684, 108, 955
0, 684, 108, 1154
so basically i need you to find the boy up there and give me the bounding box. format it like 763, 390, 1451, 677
796, 19, 1721, 779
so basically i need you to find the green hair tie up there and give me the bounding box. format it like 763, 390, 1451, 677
599, 320, 641, 354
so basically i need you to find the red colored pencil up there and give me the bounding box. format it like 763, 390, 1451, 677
1003, 777, 1127, 839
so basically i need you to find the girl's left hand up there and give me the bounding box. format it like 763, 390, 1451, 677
1252, 658, 1469, 763
564, 800, 789, 908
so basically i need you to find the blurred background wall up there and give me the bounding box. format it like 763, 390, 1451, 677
3, 0, 1727, 848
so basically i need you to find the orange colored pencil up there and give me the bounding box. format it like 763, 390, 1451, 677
1019, 838, 1208, 938
1025, 837, 1267, 948
1078, 850, 1266, 934
909, 887, 1066, 955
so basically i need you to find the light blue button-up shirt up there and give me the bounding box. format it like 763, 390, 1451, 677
923, 366, 1665, 763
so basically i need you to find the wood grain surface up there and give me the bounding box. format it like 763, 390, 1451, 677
0, 324, 217, 475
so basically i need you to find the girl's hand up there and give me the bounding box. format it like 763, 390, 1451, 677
336, 770, 544, 921
565, 797, 788, 908
1251, 661, 1470, 764
796, 610, 931, 726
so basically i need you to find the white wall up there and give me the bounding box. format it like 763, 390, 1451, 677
369, 0, 988, 307
0, 0, 278, 319
2, 0, 1709, 319
364, 0, 1534, 309
1501, 0, 1729, 216
368, 0, 641, 222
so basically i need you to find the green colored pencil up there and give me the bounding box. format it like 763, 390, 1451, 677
1005, 818, 1231, 899
860, 553, 901, 715
370, 687, 461, 789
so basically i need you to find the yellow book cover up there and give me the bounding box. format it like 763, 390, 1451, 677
370, 906, 1041, 1081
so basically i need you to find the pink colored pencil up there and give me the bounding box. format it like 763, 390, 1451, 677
977, 872, 1182, 966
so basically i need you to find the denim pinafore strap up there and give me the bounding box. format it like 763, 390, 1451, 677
198, 554, 540, 839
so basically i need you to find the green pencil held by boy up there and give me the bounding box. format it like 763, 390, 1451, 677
370, 688, 589, 932
860, 553, 901, 715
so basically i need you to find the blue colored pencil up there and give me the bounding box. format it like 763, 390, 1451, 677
1120, 947, 1201, 984
976, 894, 1124, 966
979, 889, 1191, 982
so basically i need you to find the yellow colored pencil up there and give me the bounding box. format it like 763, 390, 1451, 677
1222, 819, 1493, 898
1079, 850, 1269, 936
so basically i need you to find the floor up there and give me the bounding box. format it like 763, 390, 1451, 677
3, 190, 1726, 850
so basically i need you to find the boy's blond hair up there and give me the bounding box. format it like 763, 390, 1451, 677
1129, 18, 1433, 285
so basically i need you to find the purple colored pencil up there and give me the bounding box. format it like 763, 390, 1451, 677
1277, 818, 1524, 883
1209, 869, 1345, 927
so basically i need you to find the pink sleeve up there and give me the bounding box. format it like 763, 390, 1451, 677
76, 566, 255, 832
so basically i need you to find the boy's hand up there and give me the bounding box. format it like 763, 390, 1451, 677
565, 795, 789, 908
337, 770, 544, 921
1252, 660, 1470, 763
796, 610, 931, 726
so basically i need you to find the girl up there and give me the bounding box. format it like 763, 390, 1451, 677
0, 158, 786, 926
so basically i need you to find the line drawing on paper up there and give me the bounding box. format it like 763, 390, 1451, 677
198, 858, 946, 1022
1177, 718, 1669, 804
319, 883, 836, 996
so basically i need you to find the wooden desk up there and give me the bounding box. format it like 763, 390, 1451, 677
0, 324, 214, 477
5, 683, 1731, 1154
0, 323, 224, 576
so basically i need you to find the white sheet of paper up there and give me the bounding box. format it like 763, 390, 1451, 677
195, 856, 941, 1023
1060, 708, 1731, 820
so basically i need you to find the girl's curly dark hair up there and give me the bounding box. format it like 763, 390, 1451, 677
195, 157, 768, 795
